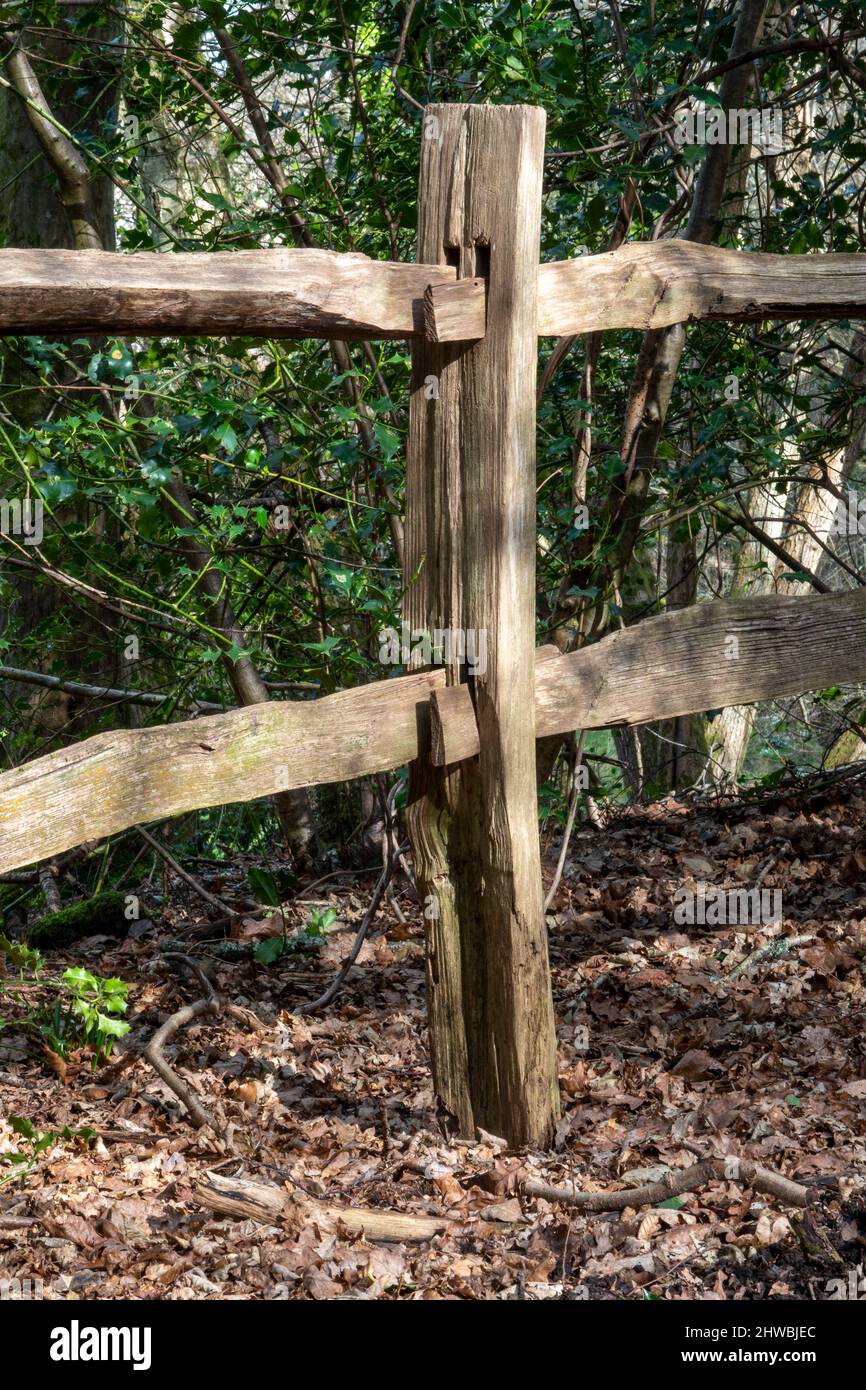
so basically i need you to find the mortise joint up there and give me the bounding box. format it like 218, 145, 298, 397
472, 241, 491, 280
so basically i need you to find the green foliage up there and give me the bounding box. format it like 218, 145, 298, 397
253, 905, 336, 964
2, 0, 865, 827
246, 867, 282, 908
50, 967, 130, 1062
0, 936, 129, 1067
0, 1115, 96, 1188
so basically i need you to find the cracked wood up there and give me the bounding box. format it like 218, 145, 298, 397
1, 588, 864, 874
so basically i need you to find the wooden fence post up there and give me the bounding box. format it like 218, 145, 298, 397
404, 104, 559, 1147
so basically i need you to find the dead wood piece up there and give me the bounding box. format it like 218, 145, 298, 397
524, 1157, 813, 1212
93, 1129, 162, 1144
195, 1168, 450, 1243
37, 862, 62, 914
144, 997, 220, 1132
727, 932, 814, 979
143, 958, 263, 1134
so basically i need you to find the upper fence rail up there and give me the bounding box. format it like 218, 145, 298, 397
2, 242, 866, 343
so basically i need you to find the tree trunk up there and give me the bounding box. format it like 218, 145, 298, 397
0, 11, 120, 748
0, 14, 117, 252
640, 528, 710, 791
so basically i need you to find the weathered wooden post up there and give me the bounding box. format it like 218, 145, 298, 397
404, 104, 559, 1147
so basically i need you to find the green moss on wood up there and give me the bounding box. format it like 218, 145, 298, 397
27, 891, 128, 949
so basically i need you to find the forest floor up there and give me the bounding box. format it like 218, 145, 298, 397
2, 770, 866, 1301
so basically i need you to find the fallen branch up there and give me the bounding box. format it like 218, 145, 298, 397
524, 1157, 814, 1212
195, 1168, 450, 1243
727, 933, 814, 980
143, 955, 262, 1132
144, 996, 220, 1131
37, 861, 61, 914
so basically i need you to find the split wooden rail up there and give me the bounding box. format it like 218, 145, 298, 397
3, 240, 866, 340
2, 586, 864, 876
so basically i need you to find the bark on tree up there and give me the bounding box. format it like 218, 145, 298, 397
0, 16, 117, 252
404, 104, 559, 1147
549, 0, 769, 650
0, 12, 121, 747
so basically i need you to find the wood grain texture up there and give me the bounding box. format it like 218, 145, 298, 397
430, 588, 866, 763
0, 247, 455, 340
430, 684, 476, 765
4, 242, 865, 344
424, 276, 486, 340
538, 587, 866, 735
536, 242, 866, 335
195, 1170, 450, 1242
2, 588, 864, 875
404, 103, 559, 1148
0, 668, 443, 874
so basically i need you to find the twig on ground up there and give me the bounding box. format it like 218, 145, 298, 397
524, 1157, 814, 1212
144, 954, 263, 1135
162, 951, 216, 1000
93, 1129, 163, 1143
728, 932, 814, 979
544, 730, 587, 912
144, 996, 220, 1131
754, 854, 778, 889
296, 784, 404, 1015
